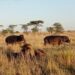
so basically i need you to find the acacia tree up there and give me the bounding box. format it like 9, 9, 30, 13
8, 25, 17, 33
31, 26, 39, 32
21, 24, 28, 32
53, 22, 64, 33
47, 27, 54, 34
1, 29, 8, 35
0, 25, 3, 32
28, 20, 44, 32
2, 28, 14, 35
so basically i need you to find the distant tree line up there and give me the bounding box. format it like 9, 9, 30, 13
0, 20, 64, 35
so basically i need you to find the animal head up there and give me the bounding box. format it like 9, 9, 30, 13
19, 35, 24, 38
65, 38, 70, 43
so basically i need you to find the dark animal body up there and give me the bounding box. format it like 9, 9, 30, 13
5, 35, 25, 45
44, 35, 70, 45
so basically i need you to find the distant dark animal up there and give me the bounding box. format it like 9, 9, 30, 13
5, 35, 25, 45
44, 35, 70, 46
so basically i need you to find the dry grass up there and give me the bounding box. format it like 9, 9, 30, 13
0, 32, 75, 75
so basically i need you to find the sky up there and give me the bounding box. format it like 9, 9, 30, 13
0, 0, 75, 31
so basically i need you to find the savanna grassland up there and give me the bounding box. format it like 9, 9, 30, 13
0, 31, 75, 75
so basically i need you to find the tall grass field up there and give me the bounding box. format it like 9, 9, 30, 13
0, 32, 75, 75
